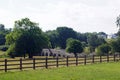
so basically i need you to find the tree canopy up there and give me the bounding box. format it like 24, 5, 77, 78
110, 37, 120, 53
46, 30, 59, 48
66, 38, 83, 57
6, 18, 49, 58
87, 33, 106, 52
56, 27, 77, 49
0, 24, 11, 45
116, 15, 120, 30
96, 44, 111, 56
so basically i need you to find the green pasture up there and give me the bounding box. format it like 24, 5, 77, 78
0, 62, 120, 80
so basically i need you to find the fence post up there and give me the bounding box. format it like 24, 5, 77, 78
33, 58, 35, 70
76, 56, 78, 66
45, 57, 48, 69
56, 57, 59, 67
118, 53, 120, 60
114, 54, 116, 62
100, 55, 102, 63
107, 54, 109, 62
92, 55, 94, 63
20, 58, 22, 71
5, 59, 7, 72
84, 55, 86, 65
66, 56, 68, 67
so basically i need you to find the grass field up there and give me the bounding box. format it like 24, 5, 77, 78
0, 62, 120, 80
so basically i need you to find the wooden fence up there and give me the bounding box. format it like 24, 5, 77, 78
0, 54, 120, 72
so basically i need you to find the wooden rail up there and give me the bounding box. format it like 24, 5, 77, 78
0, 54, 119, 72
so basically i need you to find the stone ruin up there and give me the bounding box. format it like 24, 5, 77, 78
40, 49, 74, 58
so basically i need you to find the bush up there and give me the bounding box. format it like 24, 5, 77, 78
96, 44, 111, 56
84, 47, 91, 54
7, 44, 16, 58
66, 38, 83, 57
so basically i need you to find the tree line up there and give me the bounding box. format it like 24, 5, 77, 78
0, 16, 120, 58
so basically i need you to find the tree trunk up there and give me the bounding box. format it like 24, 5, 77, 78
24, 53, 26, 59
74, 53, 78, 57
47, 47, 53, 56
29, 53, 33, 59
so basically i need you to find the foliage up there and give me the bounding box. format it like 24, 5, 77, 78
116, 15, 120, 37
87, 33, 106, 52
45, 27, 77, 49
77, 33, 88, 43
57, 27, 77, 49
84, 47, 91, 54
46, 28, 108, 51
0, 51, 8, 58
116, 30, 120, 37
116, 15, 120, 30
6, 43, 16, 58
6, 18, 49, 58
110, 37, 120, 53
96, 44, 111, 56
0, 24, 11, 45
46, 30, 59, 48
66, 38, 83, 57
81, 41, 87, 48
98, 32, 107, 38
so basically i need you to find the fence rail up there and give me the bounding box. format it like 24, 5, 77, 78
0, 54, 120, 72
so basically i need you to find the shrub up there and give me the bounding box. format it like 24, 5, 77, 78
84, 47, 91, 54
96, 44, 111, 56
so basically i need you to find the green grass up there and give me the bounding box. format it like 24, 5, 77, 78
0, 51, 9, 58
0, 51, 6, 55
0, 62, 120, 80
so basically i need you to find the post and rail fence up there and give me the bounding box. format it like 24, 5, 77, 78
0, 54, 120, 72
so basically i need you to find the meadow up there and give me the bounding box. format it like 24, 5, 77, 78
0, 62, 120, 80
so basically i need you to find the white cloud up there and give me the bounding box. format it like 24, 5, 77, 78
0, 0, 119, 34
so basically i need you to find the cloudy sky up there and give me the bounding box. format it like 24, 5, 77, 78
0, 0, 120, 34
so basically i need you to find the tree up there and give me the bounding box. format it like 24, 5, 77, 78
84, 47, 91, 54
46, 30, 59, 48
0, 24, 11, 45
87, 33, 106, 52
116, 15, 120, 30
66, 38, 83, 57
110, 37, 120, 53
77, 33, 88, 43
116, 15, 120, 37
6, 18, 49, 58
57, 27, 77, 49
96, 44, 111, 56
98, 32, 107, 39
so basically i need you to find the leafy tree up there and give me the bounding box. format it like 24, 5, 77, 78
84, 47, 91, 54
0, 34, 6, 45
6, 18, 49, 58
116, 31, 120, 37
77, 33, 88, 43
81, 41, 87, 48
96, 44, 111, 56
110, 37, 120, 53
46, 30, 59, 48
87, 33, 106, 52
0, 24, 11, 45
66, 38, 83, 57
116, 15, 120, 37
57, 27, 77, 49
116, 15, 120, 30
98, 32, 107, 39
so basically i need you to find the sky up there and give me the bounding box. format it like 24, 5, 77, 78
0, 0, 120, 34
